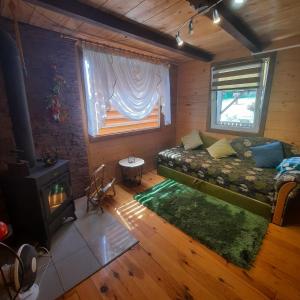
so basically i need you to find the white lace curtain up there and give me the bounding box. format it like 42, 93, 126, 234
82, 44, 171, 136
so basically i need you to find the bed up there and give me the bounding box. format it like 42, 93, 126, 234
157, 136, 300, 224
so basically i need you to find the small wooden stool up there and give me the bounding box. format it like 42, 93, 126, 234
85, 164, 116, 213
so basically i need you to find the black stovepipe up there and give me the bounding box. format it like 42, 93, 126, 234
0, 29, 36, 168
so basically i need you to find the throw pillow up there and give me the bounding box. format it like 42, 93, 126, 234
200, 132, 219, 148
207, 138, 237, 159
251, 141, 284, 168
276, 157, 300, 176
181, 130, 203, 150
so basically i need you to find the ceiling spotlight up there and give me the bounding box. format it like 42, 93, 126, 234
213, 9, 221, 24
232, 0, 246, 9
188, 19, 194, 35
176, 32, 184, 47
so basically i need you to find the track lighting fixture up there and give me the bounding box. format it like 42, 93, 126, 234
213, 9, 221, 24
176, 32, 184, 47
174, 0, 226, 42
188, 19, 194, 35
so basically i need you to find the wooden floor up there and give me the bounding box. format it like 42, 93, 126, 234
59, 171, 300, 300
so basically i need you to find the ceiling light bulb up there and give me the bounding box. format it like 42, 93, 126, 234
176, 32, 184, 47
188, 19, 194, 35
213, 9, 221, 24
232, 0, 246, 9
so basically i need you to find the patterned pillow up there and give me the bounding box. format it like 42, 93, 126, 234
231, 137, 298, 160
276, 157, 300, 176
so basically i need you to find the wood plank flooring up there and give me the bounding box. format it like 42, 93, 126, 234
59, 171, 300, 300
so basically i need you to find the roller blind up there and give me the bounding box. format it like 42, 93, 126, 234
99, 105, 160, 136
211, 59, 263, 91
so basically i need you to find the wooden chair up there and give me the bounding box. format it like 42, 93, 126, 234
85, 164, 116, 213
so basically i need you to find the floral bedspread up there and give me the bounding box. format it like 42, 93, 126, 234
157, 146, 277, 205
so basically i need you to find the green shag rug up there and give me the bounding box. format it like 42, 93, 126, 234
134, 179, 269, 268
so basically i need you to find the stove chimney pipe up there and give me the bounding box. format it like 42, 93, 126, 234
0, 29, 36, 168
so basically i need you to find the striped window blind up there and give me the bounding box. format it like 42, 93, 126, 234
211, 59, 264, 91
209, 56, 273, 134
99, 105, 160, 136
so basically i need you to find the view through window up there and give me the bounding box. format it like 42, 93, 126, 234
210, 56, 274, 134
216, 89, 257, 128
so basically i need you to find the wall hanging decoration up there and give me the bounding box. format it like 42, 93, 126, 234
46, 64, 68, 123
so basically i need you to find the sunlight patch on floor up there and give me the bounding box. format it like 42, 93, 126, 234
115, 199, 146, 230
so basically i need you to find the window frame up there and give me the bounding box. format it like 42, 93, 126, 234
207, 53, 276, 136
78, 46, 167, 142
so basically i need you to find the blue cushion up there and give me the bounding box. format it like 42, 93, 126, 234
251, 142, 284, 168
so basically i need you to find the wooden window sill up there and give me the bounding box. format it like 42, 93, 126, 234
89, 126, 163, 142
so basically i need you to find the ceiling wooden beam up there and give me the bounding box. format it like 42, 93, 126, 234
188, 0, 265, 53
24, 0, 214, 61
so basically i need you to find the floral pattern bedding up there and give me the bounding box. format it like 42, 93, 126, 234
157, 146, 277, 205
157, 137, 300, 209
231, 137, 299, 160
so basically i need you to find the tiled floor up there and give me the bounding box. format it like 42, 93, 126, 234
36, 198, 138, 300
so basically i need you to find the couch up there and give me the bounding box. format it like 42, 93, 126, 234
157, 136, 300, 225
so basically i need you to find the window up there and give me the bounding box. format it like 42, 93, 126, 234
99, 105, 160, 136
81, 44, 170, 138
209, 55, 275, 134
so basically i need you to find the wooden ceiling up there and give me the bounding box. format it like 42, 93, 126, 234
238, 0, 300, 42
0, 0, 299, 63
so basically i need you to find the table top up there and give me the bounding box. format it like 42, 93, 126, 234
119, 157, 145, 168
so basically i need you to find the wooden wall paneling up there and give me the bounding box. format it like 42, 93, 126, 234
264, 47, 300, 147
29, 6, 69, 28
264, 35, 300, 51
77, 22, 125, 40
176, 47, 300, 149
61, 18, 83, 32
74, 31, 181, 62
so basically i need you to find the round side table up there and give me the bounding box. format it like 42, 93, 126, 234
119, 157, 145, 187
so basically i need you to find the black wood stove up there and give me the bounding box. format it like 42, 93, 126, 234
2, 161, 76, 248
0, 29, 76, 248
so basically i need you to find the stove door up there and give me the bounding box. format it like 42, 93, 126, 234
41, 172, 72, 218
